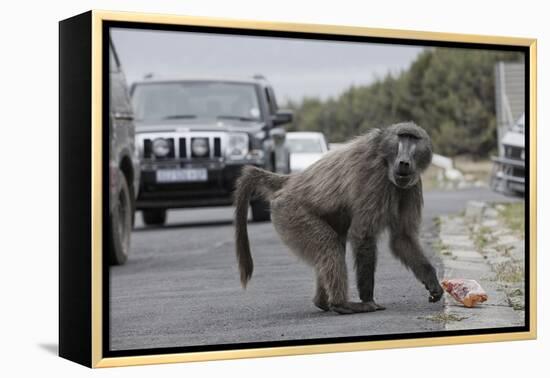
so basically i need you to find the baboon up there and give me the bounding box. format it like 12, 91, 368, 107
234, 122, 444, 315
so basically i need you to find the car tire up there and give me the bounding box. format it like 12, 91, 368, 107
109, 172, 132, 265
251, 199, 270, 222
143, 209, 167, 226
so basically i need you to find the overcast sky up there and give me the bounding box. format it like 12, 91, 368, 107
111, 28, 424, 103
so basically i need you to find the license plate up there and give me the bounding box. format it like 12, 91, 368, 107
156, 168, 208, 183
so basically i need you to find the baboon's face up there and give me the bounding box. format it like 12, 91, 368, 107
382, 125, 433, 189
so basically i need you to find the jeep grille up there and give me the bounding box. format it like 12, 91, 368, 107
504, 145, 524, 160
143, 136, 223, 160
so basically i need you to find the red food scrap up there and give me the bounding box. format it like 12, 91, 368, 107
441, 279, 488, 308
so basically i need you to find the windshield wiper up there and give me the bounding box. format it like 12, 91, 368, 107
162, 114, 197, 120
217, 115, 256, 122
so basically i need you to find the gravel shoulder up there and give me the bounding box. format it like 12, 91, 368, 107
433, 201, 525, 330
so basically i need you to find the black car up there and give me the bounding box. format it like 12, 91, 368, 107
131, 76, 292, 225
108, 40, 140, 264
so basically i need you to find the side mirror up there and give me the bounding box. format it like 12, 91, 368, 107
272, 109, 293, 126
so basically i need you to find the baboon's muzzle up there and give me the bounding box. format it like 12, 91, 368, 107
394, 174, 413, 188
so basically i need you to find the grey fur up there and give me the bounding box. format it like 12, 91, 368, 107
234, 122, 444, 315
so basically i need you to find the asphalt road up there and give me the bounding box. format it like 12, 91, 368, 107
109, 187, 515, 351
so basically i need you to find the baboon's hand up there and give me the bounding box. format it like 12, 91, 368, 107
423, 277, 444, 303
428, 284, 444, 303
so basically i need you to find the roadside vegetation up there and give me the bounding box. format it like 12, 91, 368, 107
284, 48, 523, 158
498, 202, 525, 237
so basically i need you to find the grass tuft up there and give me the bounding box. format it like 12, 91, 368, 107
498, 202, 525, 237
494, 261, 524, 283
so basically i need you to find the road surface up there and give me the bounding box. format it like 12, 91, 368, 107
109, 187, 514, 351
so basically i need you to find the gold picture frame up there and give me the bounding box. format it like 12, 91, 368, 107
59, 10, 537, 368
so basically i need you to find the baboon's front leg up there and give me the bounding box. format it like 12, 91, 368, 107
389, 229, 443, 302
351, 236, 386, 311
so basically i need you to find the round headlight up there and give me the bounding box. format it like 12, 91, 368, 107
227, 133, 249, 159
192, 138, 209, 157
152, 138, 170, 157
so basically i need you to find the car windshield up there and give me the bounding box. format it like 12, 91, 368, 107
131, 81, 262, 122
286, 138, 324, 153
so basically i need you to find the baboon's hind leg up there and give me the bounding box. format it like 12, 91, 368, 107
313, 232, 378, 314
313, 276, 329, 311
272, 202, 376, 315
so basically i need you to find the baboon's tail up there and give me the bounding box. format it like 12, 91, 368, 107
234, 165, 289, 288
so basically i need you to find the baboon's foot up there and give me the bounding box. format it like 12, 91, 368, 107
313, 295, 330, 311
329, 301, 378, 315
362, 300, 386, 311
